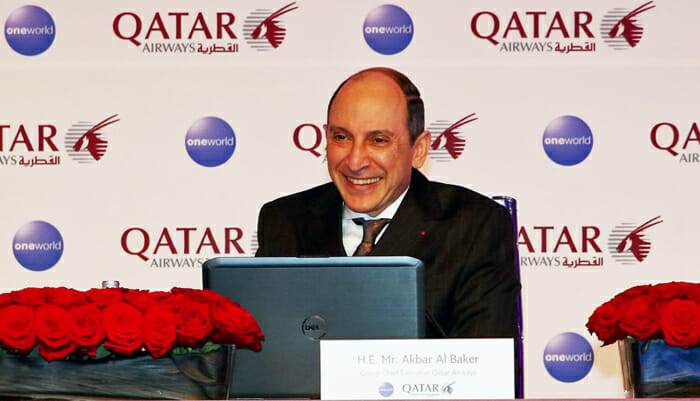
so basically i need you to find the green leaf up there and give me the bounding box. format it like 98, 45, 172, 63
200, 342, 221, 354
0, 348, 6, 357
172, 346, 192, 355
95, 344, 113, 359
641, 340, 650, 353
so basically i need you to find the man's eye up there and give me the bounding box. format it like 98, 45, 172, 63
373, 137, 388, 144
333, 134, 347, 140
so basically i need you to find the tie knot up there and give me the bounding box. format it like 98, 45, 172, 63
352, 218, 390, 256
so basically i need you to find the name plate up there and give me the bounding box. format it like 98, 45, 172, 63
320, 339, 514, 400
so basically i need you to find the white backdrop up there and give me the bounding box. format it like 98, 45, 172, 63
1, 0, 697, 398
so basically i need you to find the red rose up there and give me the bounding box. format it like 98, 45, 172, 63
124, 289, 156, 312
103, 302, 143, 355
172, 287, 228, 304
176, 301, 213, 348
46, 287, 87, 308
616, 285, 653, 302
660, 299, 700, 348
210, 300, 264, 351
161, 293, 190, 313
10, 287, 46, 307
0, 304, 38, 354
142, 304, 177, 358
586, 298, 626, 345
86, 288, 124, 308
0, 293, 11, 308
619, 293, 662, 340
35, 304, 76, 361
654, 282, 696, 301
69, 303, 105, 354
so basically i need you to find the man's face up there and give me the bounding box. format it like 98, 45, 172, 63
325, 72, 429, 217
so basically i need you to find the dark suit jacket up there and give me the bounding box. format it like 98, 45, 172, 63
255, 169, 520, 338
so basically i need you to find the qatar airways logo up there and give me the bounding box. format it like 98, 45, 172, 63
608, 216, 662, 265
64, 114, 119, 163
121, 226, 245, 268
518, 225, 604, 269
600, 2, 655, 50
243, 2, 297, 51
112, 11, 239, 54
470, 3, 655, 54
650, 121, 700, 163
363, 4, 414, 55
0, 123, 60, 167
4, 5, 55, 56
427, 113, 477, 162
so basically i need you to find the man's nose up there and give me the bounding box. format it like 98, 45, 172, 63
345, 141, 370, 171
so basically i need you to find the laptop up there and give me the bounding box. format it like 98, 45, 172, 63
202, 256, 425, 399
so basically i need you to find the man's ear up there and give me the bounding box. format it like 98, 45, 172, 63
411, 130, 431, 168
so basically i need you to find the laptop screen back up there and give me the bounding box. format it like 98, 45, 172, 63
202, 256, 425, 399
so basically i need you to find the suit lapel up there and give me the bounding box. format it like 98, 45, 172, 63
372, 169, 442, 256
305, 184, 346, 256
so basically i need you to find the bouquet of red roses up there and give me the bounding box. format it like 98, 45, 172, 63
0, 286, 264, 361
586, 281, 700, 348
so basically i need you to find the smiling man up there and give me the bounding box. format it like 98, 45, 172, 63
255, 67, 519, 338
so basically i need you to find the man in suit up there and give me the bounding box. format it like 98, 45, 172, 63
256, 67, 519, 339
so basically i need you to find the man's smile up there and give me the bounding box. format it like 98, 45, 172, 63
346, 176, 382, 185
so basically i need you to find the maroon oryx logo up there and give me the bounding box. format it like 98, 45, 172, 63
608, 216, 663, 264
65, 114, 120, 163
428, 113, 477, 162
244, 2, 298, 51
601, 1, 655, 49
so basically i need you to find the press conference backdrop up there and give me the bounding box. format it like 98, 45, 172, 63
1, 0, 696, 398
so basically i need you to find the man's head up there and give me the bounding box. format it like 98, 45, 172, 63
324, 67, 431, 217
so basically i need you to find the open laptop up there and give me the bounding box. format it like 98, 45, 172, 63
202, 256, 425, 399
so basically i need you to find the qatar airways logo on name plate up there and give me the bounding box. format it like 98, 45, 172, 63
600, 1, 655, 50
4, 5, 55, 56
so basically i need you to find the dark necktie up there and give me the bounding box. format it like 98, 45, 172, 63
352, 218, 390, 256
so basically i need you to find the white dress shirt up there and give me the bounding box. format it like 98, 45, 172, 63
341, 189, 408, 256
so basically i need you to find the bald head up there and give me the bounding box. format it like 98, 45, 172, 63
327, 67, 425, 144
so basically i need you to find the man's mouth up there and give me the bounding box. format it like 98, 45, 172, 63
346, 176, 382, 185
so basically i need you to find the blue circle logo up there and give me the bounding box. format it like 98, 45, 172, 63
185, 117, 236, 167
378, 382, 394, 397
363, 5, 413, 55
13, 221, 63, 271
542, 115, 594, 166
4, 5, 56, 56
543, 332, 594, 383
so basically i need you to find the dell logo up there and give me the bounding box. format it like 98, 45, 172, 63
301, 315, 327, 340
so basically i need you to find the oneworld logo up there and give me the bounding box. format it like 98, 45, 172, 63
13, 220, 63, 271
601, 1, 655, 50
363, 4, 413, 55
244, 2, 298, 51
543, 332, 593, 383
608, 216, 662, 264
64, 114, 120, 163
428, 113, 477, 162
542, 115, 593, 166
378, 382, 394, 397
4, 5, 55, 56
185, 117, 236, 167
